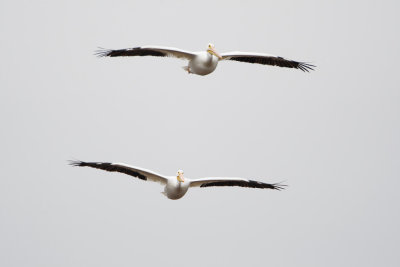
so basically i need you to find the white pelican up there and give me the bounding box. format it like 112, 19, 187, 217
95, 43, 315, 75
69, 160, 285, 200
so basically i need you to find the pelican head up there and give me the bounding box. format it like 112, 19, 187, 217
207, 43, 222, 59
177, 170, 184, 182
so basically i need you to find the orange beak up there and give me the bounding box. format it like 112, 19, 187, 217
208, 47, 222, 60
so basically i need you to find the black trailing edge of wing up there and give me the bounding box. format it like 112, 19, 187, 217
94, 47, 167, 58
200, 180, 286, 190
69, 160, 147, 180
228, 56, 315, 72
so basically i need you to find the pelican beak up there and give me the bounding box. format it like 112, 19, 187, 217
208, 47, 222, 60
177, 175, 184, 182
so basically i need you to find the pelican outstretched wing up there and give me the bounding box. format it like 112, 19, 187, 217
95, 46, 197, 60
190, 177, 285, 190
69, 160, 168, 184
221, 51, 315, 72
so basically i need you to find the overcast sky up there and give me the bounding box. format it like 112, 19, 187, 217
1, 0, 399, 266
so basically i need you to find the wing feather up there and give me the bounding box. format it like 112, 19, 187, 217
190, 177, 285, 190
95, 46, 196, 60
221, 51, 315, 72
69, 160, 168, 184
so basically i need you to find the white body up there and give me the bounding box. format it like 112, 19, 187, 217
164, 176, 190, 200
188, 52, 219, 76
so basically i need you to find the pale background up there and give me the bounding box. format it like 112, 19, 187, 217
1, 0, 399, 266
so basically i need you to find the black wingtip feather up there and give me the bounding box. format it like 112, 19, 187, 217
94, 47, 113, 57
297, 62, 315, 72
271, 182, 287, 190
68, 160, 84, 167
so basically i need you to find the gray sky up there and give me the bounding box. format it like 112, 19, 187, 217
1, 0, 399, 266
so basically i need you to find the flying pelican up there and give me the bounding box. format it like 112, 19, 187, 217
69, 160, 285, 200
95, 43, 314, 75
